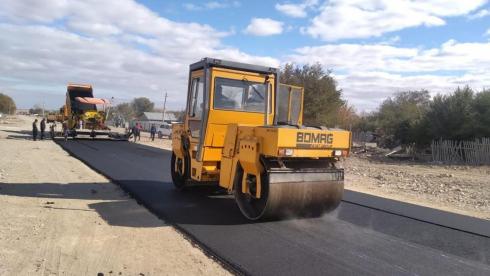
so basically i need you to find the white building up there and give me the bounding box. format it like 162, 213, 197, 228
133, 112, 177, 131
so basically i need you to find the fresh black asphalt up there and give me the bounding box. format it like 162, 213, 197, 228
56, 140, 490, 275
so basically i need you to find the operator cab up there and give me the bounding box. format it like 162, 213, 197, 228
184, 58, 303, 165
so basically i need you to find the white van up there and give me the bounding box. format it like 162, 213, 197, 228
157, 123, 172, 139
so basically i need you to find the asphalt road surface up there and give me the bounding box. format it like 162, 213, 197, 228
57, 140, 490, 275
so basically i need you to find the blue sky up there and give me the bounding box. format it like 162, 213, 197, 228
0, 0, 489, 112
146, 0, 490, 52
142, 0, 320, 56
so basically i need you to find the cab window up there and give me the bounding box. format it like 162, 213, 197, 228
213, 78, 269, 113
188, 77, 204, 137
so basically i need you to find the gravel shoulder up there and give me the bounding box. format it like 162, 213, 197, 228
0, 116, 229, 276
343, 155, 490, 220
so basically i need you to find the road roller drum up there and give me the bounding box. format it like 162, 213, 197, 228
234, 167, 344, 220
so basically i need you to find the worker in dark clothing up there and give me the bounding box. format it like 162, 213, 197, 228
150, 124, 156, 141
40, 118, 46, 140
62, 121, 69, 141
131, 124, 139, 142
32, 119, 38, 141
136, 123, 142, 141
50, 123, 56, 139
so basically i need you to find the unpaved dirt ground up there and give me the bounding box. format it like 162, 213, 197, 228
132, 132, 172, 150
343, 155, 490, 220
0, 115, 229, 276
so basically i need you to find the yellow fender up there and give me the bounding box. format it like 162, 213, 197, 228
238, 137, 264, 198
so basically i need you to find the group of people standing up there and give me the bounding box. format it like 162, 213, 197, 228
32, 118, 64, 141
32, 118, 46, 141
129, 123, 158, 142
130, 123, 142, 142
33, 119, 160, 142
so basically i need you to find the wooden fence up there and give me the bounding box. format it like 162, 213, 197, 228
431, 138, 490, 165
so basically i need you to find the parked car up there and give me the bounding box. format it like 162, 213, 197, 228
157, 123, 172, 139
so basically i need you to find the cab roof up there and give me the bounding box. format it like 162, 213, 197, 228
67, 83, 92, 90
190, 57, 277, 76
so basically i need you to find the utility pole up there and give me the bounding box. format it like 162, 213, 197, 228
162, 91, 168, 123
42, 100, 45, 118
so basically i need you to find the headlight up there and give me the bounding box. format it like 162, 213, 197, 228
278, 148, 294, 156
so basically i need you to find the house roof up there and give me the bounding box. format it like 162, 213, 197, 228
141, 112, 176, 121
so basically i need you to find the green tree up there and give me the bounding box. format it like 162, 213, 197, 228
280, 63, 344, 126
374, 90, 430, 146
427, 86, 475, 140
0, 93, 16, 114
131, 97, 154, 118
114, 102, 135, 121
353, 112, 377, 132
355, 86, 490, 147
335, 103, 359, 130
473, 89, 490, 137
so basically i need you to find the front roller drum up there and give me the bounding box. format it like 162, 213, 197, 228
234, 168, 344, 220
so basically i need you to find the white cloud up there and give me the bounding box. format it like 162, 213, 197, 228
468, 8, 490, 19
290, 40, 490, 73
182, 3, 200, 11
1, 0, 488, 112
288, 40, 490, 111
336, 71, 490, 111
486, 28, 490, 36
244, 18, 284, 36
183, 1, 240, 11
275, 0, 318, 18
305, 0, 487, 41
276, 3, 307, 18
0, 0, 69, 23
380, 36, 401, 45
0, 0, 277, 109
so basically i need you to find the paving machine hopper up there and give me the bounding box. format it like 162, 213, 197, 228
56, 84, 128, 140
171, 58, 351, 220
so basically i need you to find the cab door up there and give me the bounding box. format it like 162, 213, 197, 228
276, 84, 304, 126
186, 70, 205, 141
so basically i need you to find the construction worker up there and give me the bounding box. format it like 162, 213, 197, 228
150, 124, 156, 141
62, 121, 68, 141
32, 119, 38, 141
50, 122, 56, 139
131, 124, 139, 142
136, 123, 142, 141
40, 118, 46, 140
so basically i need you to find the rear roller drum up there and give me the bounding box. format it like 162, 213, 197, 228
234, 164, 344, 220
171, 152, 189, 191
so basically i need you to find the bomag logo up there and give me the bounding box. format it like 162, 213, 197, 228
296, 132, 333, 148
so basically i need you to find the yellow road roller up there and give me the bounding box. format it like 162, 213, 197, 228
171, 58, 351, 220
